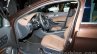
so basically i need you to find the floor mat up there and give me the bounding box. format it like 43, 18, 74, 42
20, 43, 43, 54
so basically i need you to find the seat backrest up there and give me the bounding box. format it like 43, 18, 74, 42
63, 15, 75, 49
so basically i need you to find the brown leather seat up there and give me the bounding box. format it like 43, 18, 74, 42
41, 15, 74, 52
41, 26, 72, 52
41, 35, 65, 51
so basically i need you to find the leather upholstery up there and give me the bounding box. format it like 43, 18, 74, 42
41, 13, 75, 52
41, 35, 65, 51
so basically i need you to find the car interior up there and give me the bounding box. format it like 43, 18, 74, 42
13, 1, 78, 54
1, 0, 97, 54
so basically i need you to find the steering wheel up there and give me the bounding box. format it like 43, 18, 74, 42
38, 12, 50, 31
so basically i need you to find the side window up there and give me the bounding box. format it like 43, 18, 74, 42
82, 0, 97, 22
0, 15, 3, 28
33, 2, 77, 17
36, 2, 70, 12
92, 0, 97, 22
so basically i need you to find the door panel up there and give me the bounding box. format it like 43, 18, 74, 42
0, 15, 9, 48
0, 27, 9, 48
73, 37, 97, 51
77, 24, 97, 38
0, 17, 16, 49
73, 24, 97, 51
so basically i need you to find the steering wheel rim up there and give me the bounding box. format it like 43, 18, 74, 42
38, 12, 50, 30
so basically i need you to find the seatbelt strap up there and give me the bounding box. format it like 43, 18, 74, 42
61, 7, 71, 29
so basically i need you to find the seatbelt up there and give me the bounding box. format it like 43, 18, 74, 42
61, 7, 71, 29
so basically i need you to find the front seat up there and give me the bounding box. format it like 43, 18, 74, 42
41, 14, 74, 52
41, 26, 71, 53
41, 35, 65, 52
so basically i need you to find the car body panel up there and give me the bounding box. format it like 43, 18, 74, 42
73, 37, 97, 51
73, 0, 97, 51
77, 23, 97, 38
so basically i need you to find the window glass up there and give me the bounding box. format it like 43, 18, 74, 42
33, 2, 77, 17
35, 2, 76, 11
92, 0, 97, 22
82, 0, 97, 22
36, 2, 70, 12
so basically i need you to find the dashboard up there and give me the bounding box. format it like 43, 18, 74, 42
18, 13, 36, 27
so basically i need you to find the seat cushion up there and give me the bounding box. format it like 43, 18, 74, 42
41, 35, 65, 51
